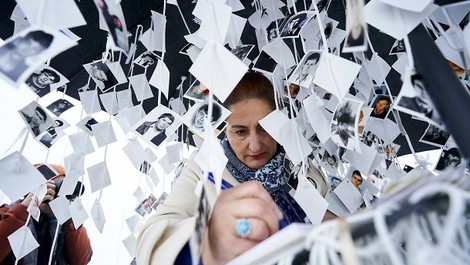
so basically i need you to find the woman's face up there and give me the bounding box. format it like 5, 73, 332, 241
225, 98, 277, 170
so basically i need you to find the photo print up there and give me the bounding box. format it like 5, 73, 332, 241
152, 192, 168, 210
18, 101, 55, 137
46, 98, 74, 116
342, 0, 367, 53
419, 124, 450, 147
394, 72, 443, 128
230, 44, 254, 61
288, 50, 322, 88
357, 106, 372, 135
434, 147, 462, 172
179, 43, 193, 55
37, 117, 70, 148
0, 26, 76, 85
279, 11, 315, 38
310, 0, 333, 13
83, 61, 119, 92
266, 19, 283, 43
76, 116, 99, 136
184, 79, 208, 102
181, 100, 230, 138
134, 50, 160, 68
369, 94, 392, 119
190, 183, 211, 263
328, 175, 343, 191
330, 98, 362, 151
135, 194, 157, 217
25, 65, 68, 97
133, 105, 182, 148
252, 51, 278, 75
320, 150, 339, 174
93, 0, 129, 51
389, 39, 406, 55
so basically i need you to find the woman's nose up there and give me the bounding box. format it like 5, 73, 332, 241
248, 133, 262, 152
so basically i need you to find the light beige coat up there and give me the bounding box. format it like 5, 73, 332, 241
136, 152, 327, 264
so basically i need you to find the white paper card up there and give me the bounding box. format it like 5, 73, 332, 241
69, 197, 88, 229
0, 152, 45, 201
49, 196, 71, 224
87, 161, 112, 193
8, 226, 39, 260
91, 121, 117, 148
294, 175, 329, 225
91, 199, 106, 233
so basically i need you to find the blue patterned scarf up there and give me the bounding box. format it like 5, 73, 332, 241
221, 138, 307, 224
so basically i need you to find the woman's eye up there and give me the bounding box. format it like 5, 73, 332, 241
235, 130, 247, 136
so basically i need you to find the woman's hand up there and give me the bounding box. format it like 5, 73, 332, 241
201, 181, 283, 265
39, 180, 56, 216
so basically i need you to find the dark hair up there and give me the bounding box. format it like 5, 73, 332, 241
158, 113, 175, 123
223, 72, 276, 111
40, 68, 60, 83
199, 103, 222, 122
305, 52, 321, 63
141, 51, 159, 61
352, 170, 362, 179
324, 22, 333, 38
375, 95, 391, 105
24, 30, 54, 49
54, 120, 64, 127
35, 107, 47, 120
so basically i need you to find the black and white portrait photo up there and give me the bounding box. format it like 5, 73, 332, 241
279, 11, 313, 38
321, 150, 339, 174
331, 99, 361, 151
182, 101, 229, 137
47, 98, 74, 116
37, 118, 68, 148
395, 73, 442, 126
419, 124, 450, 147
134, 51, 159, 68
0, 27, 75, 85
288, 51, 321, 88
133, 105, 182, 148
84, 61, 119, 92
0, 30, 54, 83
25, 67, 63, 97
77, 116, 99, 135
230, 44, 254, 61
94, 0, 129, 51
343, 0, 367, 52
18, 101, 55, 137
435, 147, 461, 171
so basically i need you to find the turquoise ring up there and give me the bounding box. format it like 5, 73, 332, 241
235, 218, 252, 238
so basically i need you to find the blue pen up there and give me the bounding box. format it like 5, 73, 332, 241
207, 172, 288, 230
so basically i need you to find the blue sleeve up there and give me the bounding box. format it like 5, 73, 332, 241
175, 242, 204, 265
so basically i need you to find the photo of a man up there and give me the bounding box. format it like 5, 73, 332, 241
395, 73, 442, 126
47, 98, 74, 116
370, 95, 391, 119
0, 30, 54, 82
84, 61, 119, 91
18, 102, 55, 137
25, 68, 61, 97
343, 0, 367, 52
420, 124, 450, 147
288, 51, 321, 88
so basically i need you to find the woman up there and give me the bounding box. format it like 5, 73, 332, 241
136, 72, 328, 264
